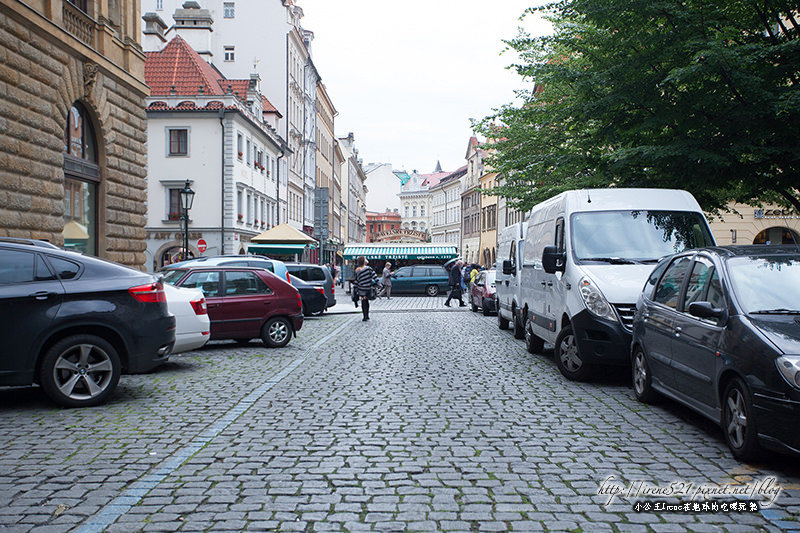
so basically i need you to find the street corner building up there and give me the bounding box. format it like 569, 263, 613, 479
0, 0, 150, 268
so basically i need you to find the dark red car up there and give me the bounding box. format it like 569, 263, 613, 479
470, 269, 497, 316
161, 266, 303, 347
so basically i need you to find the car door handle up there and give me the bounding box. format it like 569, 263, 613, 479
541, 281, 552, 287
30, 291, 55, 301
207, 303, 220, 308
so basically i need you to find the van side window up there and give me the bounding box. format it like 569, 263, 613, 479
555, 218, 565, 252
509, 241, 516, 270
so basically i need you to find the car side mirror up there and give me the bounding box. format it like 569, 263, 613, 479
502, 260, 515, 275
542, 245, 566, 274
688, 301, 724, 319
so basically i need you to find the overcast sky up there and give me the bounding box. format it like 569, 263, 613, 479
298, 1, 552, 174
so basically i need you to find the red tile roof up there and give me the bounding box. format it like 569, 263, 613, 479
145, 36, 226, 96
145, 35, 281, 115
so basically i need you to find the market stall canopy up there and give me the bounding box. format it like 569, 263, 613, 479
343, 243, 458, 261
251, 223, 318, 245
248, 223, 317, 255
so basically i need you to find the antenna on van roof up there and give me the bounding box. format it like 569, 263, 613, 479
587, 192, 592, 204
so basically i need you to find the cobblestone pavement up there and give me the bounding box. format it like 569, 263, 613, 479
2, 297, 800, 532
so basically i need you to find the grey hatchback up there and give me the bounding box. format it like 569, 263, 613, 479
285, 263, 335, 308
631, 245, 800, 461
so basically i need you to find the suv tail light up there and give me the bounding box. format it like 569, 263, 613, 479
190, 298, 208, 315
129, 280, 166, 303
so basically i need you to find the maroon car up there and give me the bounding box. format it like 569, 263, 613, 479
470, 269, 497, 316
161, 266, 303, 347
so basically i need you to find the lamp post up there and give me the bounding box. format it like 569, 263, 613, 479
179, 180, 195, 261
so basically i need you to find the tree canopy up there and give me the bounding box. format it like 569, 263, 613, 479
474, 0, 800, 215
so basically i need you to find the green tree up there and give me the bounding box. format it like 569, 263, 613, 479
474, 0, 800, 215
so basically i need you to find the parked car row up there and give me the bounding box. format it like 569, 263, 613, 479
0, 241, 330, 408
492, 188, 800, 461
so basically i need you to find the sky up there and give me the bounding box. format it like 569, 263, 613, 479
298, 1, 552, 175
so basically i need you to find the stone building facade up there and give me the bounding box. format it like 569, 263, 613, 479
0, 0, 149, 268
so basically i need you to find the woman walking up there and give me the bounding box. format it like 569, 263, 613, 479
354, 255, 378, 321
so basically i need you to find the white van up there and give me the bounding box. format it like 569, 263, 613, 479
495, 222, 527, 337
519, 188, 715, 381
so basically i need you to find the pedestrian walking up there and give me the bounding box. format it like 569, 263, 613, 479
354, 255, 379, 321
380, 261, 393, 299
444, 260, 466, 307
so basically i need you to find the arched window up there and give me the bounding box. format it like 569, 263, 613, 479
754, 227, 800, 245
63, 102, 99, 255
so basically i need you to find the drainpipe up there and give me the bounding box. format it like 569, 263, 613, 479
219, 109, 226, 254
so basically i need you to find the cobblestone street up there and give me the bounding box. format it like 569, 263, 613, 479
2, 297, 800, 532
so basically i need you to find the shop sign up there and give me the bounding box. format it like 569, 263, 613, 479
754, 208, 799, 219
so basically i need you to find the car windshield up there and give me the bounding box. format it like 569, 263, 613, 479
160, 269, 186, 286
571, 210, 714, 262
726, 256, 800, 314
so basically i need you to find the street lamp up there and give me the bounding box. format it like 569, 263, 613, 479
179, 180, 195, 261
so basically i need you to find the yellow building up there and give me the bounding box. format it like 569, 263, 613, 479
708, 203, 800, 245
478, 172, 499, 267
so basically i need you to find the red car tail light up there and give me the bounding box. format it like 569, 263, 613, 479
296, 293, 302, 310
190, 298, 208, 315
129, 280, 166, 303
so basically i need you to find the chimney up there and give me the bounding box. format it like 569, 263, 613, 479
142, 12, 168, 52
173, 1, 214, 63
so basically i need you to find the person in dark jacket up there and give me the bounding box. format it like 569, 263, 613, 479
354, 255, 379, 321
444, 260, 465, 307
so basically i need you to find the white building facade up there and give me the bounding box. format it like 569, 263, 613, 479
143, 29, 284, 271
399, 171, 433, 237
430, 166, 466, 248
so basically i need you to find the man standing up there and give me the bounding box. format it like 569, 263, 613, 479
444, 260, 465, 307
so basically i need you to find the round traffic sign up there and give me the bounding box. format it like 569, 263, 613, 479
197, 239, 207, 253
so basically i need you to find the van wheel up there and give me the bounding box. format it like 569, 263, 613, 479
513, 312, 525, 339
555, 325, 592, 381
497, 312, 509, 330
524, 317, 544, 354
722, 378, 761, 461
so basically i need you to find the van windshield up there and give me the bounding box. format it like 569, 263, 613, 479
571, 210, 713, 263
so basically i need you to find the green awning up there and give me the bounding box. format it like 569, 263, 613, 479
343, 244, 458, 260
247, 243, 315, 256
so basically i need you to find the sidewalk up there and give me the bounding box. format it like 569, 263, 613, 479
325, 292, 471, 314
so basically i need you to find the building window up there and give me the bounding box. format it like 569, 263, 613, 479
223, 2, 235, 18
237, 133, 243, 159
224, 46, 235, 62
420, 206, 425, 216
246, 140, 251, 164
168, 128, 188, 156
63, 102, 98, 256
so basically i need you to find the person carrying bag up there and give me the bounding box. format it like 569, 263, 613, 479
354, 255, 379, 321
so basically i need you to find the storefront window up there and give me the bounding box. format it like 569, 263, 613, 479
63, 103, 99, 255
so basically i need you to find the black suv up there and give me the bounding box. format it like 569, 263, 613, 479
0, 238, 175, 407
